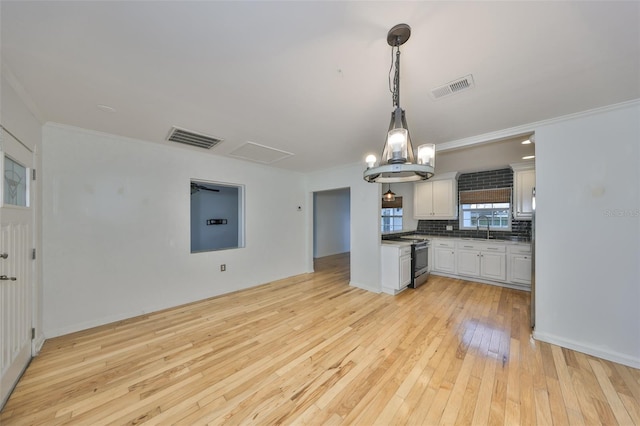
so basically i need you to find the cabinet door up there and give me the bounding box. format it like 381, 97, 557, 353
434, 247, 456, 273
457, 250, 480, 277
400, 255, 412, 286
509, 254, 531, 285
431, 179, 455, 218
414, 181, 434, 218
481, 252, 506, 281
514, 169, 535, 219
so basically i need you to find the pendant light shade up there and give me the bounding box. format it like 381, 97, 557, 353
382, 184, 396, 202
363, 24, 435, 183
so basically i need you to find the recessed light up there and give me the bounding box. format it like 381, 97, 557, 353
522, 155, 535, 160
97, 104, 116, 113
521, 139, 531, 145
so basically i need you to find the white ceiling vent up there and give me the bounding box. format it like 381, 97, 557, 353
229, 142, 294, 164
166, 126, 223, 149
430, 74, 475, 100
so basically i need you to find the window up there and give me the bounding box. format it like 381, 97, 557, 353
459, 188, 511, 231
381, 207, 403, 232
381, 196, 403, 232
4, 155, 28, 207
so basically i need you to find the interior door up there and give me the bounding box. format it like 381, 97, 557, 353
0, 128, 33, 408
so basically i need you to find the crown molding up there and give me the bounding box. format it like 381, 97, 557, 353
436, 99, 640, 153
1, 63, 46, 124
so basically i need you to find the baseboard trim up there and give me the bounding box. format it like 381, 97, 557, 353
533, 330, 640, 369
32, 333, 45, 355
349, 281, 380, 294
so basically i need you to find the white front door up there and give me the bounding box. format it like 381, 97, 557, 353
0, 128, 34, 408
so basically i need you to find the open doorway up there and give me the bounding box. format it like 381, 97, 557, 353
312, 188, 351, 277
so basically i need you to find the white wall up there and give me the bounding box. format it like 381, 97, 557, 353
0, 71, 45, 351
42, 124, 308, 337
533, 102, 640, 368
306, 163, 381, 292
313, 188, 350, 258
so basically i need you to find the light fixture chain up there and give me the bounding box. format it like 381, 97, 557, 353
388, 44, 402, 108
393, 45, 401, 107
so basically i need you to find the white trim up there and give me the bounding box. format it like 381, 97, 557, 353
533, 330, 640, 370
349, 281, 381, 294
32, 333, 45, 355
1, 64, 46, 124
436, 99, 640, 152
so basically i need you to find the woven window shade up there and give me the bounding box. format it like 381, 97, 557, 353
459, 188, 511, 204
382, 196, 403, 209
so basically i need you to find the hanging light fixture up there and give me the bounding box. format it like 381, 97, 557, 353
382, 184, 396, 202
363, 23, 435, 183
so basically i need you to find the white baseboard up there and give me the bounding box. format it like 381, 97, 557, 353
349, 281, 380, 294
32, 333, 45, 355
533, 330, 640, 369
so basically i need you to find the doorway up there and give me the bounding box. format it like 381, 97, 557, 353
312, 188, 350, 276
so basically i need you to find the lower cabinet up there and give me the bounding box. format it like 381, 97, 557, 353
481, 251, 507, 281
508, 244, 532, 285
432, 240, 456, 274
381, 244, 412, 295
456, 243, 506, 282
456, 249, 480, 276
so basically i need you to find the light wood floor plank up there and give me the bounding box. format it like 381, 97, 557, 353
2, 252, 639, 425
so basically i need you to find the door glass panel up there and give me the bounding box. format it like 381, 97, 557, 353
4, 155, 28, 207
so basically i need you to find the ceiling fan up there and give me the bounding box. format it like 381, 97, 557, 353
190, 182, 220, 195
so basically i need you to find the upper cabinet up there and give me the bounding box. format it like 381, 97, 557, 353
414, 172, 459, 220
511, 163, 535, 220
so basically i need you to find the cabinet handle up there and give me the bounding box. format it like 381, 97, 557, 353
486, 247, 499, 250
464, 245, 473, 248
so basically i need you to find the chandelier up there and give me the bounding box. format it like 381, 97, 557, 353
363, 23, 435, 183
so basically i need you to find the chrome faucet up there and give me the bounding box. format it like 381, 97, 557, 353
477, 215, 491, 239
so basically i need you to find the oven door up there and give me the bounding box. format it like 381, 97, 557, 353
411, 242, 430, 288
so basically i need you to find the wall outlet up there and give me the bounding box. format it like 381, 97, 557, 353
220, 264, 226, 272
446, 225, 453, 231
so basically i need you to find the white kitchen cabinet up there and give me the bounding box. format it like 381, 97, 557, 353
428, 238, 531, 291
400, 254, 412, 288
414, 172, 458, 220
456, 248, 480, 277
381, 244, 412, 295
511, 163, 535, 220
432, 240, 456, 274
455, 241, 506, 282
481, 250, 507, 281
508, 244, 532, 286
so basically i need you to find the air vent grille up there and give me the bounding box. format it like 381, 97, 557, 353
166, 126, 223, 149
430, 74, 475, 99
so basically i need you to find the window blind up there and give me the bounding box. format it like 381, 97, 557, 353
382, 196, 403, 209
459, 188, 511, 204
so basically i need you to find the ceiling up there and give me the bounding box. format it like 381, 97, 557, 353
2, 1, 638, 173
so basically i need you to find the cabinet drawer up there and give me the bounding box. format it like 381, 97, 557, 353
456, 242, 506, 252
400, 246, 411, 256
457, 242, 482, 250
433, 240, 455, 248
508, 244, 531, 254
482, 244, 506, 253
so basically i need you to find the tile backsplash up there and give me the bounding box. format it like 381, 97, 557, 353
416, 168, 532, 240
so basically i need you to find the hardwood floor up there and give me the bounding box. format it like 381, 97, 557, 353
2, 252, 639, 425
